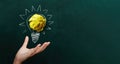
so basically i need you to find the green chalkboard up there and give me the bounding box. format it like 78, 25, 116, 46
1, 0, 120, 64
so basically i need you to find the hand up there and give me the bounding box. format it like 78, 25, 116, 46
13, 36, 50, 64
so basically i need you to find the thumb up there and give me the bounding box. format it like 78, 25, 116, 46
22, 36, 29, 48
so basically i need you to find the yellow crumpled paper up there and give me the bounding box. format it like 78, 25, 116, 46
29, 14, 46, 32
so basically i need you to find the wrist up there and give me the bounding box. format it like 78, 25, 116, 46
13, 58, 22, 64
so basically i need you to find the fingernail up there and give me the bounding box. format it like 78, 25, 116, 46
38, 44, 41, 46
26, 36, 28, 38
47, 42, 50, 44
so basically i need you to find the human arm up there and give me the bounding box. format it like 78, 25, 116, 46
13, 36, 50, 64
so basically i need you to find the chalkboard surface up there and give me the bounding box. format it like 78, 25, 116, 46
1, 0, 120, 64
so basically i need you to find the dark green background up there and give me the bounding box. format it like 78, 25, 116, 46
0, 0, 120, 64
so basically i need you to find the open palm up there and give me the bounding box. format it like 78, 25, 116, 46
14, 36, 50, 64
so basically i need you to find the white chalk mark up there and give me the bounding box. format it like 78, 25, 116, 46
25, 9, 31, 15
48, 21, 54, 25
31, 32, 40, 43
19, 22, 25, 26
37, 5, 41, 12
43, 9, 48, 14
47, 14, 53, 20
42, 31, 46, 35
31, 5, 37, 12
46, 27, 51, 30
19, 14, 25, 20
31, 5, 41, 12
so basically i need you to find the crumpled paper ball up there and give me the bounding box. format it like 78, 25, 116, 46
29, 14, 46, 32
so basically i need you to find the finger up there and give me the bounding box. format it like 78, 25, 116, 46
34, 44, 41, 52
31, 44, 41, 56
35, 44, 41, 48
35, 42, 50, 54
41, 42, 50, 50
22, 36, 29, 48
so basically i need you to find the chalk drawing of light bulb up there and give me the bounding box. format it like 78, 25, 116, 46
19, 5, 54, 43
